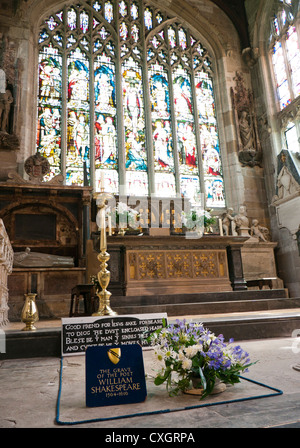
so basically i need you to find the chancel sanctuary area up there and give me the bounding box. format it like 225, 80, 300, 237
0, 0, 300, 430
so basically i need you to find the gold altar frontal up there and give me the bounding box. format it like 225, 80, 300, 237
126, 248, 229, 295
87, 234, 248, 297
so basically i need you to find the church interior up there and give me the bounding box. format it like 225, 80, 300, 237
0, 0, 300, 429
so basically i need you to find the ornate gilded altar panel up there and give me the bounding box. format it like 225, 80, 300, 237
166, 252, 193, 279
126, 249, 230, 294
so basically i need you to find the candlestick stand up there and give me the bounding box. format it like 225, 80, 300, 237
92, 191, 117, 316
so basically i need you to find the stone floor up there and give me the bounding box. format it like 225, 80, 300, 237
1, 316, 300, 430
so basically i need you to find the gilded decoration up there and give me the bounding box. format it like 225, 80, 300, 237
128, 250, 227, 281
192, 252, 218, 278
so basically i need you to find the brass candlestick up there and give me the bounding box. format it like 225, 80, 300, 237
21, 293, 39, 331
93, 191, 117, 317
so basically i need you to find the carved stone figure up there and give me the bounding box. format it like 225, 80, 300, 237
0, 83, 13, 133
234, 205, 250, 237
250, 219, 269, 242
24, 152, 50, 183
239, 110, 255, 151
221, 208, 237, 236
276, 166, 300, 200
231, 72, 262, 167
13, 247, 74, 268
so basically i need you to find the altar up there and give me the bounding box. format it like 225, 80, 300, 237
87, 234, 249, 298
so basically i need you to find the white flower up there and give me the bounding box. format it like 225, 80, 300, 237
182, 358, 192, 370
117, 202, 129, 213
178, 349, 186, 361
184, 345, 199, 358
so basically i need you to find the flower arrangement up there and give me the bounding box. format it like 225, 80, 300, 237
182, 209, 216, 233
114, 202, 140, 230
148, 319, 254, 399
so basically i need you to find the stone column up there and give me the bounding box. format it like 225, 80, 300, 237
0, 219, 13, 326
227, 244, 248, 291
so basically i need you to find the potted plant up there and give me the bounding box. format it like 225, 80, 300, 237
147, 319, 255, 399
113, 202, 140, 235
182, 209, 216, 235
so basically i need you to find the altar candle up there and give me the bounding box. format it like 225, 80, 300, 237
100, 171, 105, 192
219, 218, 223, 236
108, 214, 112, 236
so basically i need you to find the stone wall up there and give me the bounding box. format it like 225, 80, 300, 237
244, 0, 300, 296
0, 219, 13, 326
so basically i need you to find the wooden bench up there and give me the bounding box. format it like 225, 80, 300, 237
246, 278, 277, 290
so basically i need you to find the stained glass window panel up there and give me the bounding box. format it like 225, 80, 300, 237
173, 65, 198, 196
149, 63, 176, 197
144, 8, 152, 30
285, 123, 299, 152
122, 58, 147, 186
36, 2, 225, 209
37, 46, 62, 181
68, 8, 77, 30
195, 71, 225, 207
66, 48, 90, 185
119, 0, 127, 17
104, 1, 114, 23
131, 2, 138, 20
272, 41, 290, 109
286, 26, 300, 97
94, 54, 118, 193
80, 11, 89, 33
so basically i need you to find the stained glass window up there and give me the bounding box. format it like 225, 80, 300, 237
269, 0, 300, 158
270, 0, 300, 110
37, 0, 225, 209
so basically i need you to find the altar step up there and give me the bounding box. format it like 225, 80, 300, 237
1, 290, 300, 359
110, 288, 292, 316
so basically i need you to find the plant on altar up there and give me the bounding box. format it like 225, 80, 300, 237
113, 202, 140, 231
147, 319, 255, 399
181, 209, 216, 233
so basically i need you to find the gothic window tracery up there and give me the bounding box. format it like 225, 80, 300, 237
269, 0, 300, 159
36, 0, 225, 208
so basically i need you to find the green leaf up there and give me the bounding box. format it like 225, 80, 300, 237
198, 367, 207, 390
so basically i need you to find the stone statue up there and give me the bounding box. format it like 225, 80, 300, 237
0, 82, 13, 133
221, 208, 237, 236
250, 219, 269, 242
239, 110, 255, 152
13, 247, 74, 268
234, 205, 250, 237
231, 72, 262, 167
276, 165, 300, 200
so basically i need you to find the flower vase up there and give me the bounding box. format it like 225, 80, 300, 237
21, 293, 39, 331
185, 377, 226, 396
118, 228, 126, 236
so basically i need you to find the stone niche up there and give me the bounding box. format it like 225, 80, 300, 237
0, 182, 92, 319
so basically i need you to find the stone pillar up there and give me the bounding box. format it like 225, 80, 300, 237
227, 245, 248, 291
0, 219, 13, 326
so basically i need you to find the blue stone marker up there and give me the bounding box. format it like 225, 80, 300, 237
85, 344, 147, 407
